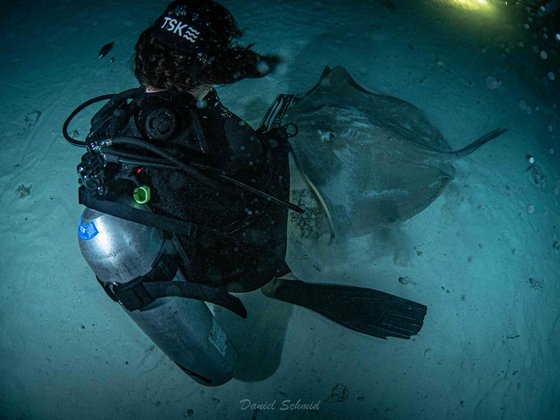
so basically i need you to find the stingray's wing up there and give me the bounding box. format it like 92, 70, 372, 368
293, 66, 451, 152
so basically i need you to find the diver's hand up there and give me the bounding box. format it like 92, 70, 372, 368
77, 151, 107, 196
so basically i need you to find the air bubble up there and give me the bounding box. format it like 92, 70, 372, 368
256, 60, 271, 75
527, 204, 535, 214
486, 76, 502, 90
518, 100, 532, 114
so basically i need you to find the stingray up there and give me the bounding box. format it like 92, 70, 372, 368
280, 66, 506, 238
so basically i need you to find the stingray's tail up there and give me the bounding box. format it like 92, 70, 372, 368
448, 128, 507, 159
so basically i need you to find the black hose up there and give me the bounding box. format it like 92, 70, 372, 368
197, 164, 305, 214
99, 148, 177, 169
62, 88, 141, 147
108, 137, 221, 190
106, 137, 304, 213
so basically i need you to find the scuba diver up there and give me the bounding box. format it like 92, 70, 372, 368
63, 0, 427, 386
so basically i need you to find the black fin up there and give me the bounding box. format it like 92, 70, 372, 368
262, 278, 427, 339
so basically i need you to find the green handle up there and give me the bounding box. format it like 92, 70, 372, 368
133, 185, 151, 204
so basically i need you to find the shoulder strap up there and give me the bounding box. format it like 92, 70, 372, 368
88, 88, 144, 141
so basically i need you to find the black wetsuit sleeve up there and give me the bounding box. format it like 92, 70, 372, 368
197, 91, 269, 184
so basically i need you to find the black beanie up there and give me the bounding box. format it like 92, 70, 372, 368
151, 0, 238, 59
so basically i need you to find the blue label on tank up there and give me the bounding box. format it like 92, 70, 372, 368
78, 219, 98, 240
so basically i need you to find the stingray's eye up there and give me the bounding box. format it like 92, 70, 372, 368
317, 129, 335, 143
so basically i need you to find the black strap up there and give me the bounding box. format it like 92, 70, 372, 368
100, 277, 247, 318
79, 186, 196, 235
96, 245, 247, 318
189, 110, 210, 154
79, 186, 255, 236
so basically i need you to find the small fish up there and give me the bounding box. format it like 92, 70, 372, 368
98, 42, 114, 59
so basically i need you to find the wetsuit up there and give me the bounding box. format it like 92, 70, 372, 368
83, 88, 291, 292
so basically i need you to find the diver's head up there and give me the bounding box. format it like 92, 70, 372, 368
134, 0, 279, 93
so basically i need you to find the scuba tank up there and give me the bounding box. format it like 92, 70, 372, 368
78, 207, 238, 386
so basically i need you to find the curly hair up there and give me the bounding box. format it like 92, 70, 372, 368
134, 3, 279, 93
